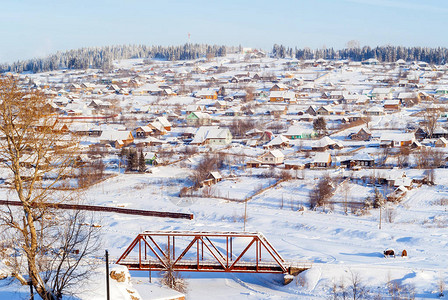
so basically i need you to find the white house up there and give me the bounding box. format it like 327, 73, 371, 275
258, 150, 285, 165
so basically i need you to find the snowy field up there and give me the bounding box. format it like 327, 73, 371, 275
2, 166, 447, 299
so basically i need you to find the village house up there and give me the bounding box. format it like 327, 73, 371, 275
435, 137, 448, 147
383, 99, 401, 110
372, 87, 392, 100
329, 90, 349, 100
186, 105, 206, 115
148, 120, 167, 136
195, 88, 218, 100
380, 132, 415, 147
432, 127, 448, 139
316, 105, 334, 116
269, 91, 297, 103
88, 99, 110, 110
99, 130, 134, 148
200, 171, 223, 187
397, 92, 420, 106
267, 106, 287, 117
263, 135, 290, 149
350, 127, 372, 141
312, 136, 343, 152
269, 83, 288, 91
307, 152, 332, 168
305, 105, 318, 116
224, 107, 242, 117
283, 125, 317, 140
155, 116, 172, 131
344, 94, 369, 105
364, 106, 384, 116
134, 126, 153, 138
214, 100, 227, 110
284, 160, 305, 170
186, 112, 212, 126
258, 150, 285, 165
246, 159, 262, 168
414, 127, 428, 140
190, 126, 233, 146
341, 152, 375, 169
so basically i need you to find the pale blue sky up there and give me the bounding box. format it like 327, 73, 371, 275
1, 0, 447, 63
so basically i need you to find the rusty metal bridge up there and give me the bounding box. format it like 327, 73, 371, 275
116, 231, 311, 277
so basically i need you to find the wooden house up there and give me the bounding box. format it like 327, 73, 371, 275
269, 83, 288, 91
414, 127, 427, 140
190, 126, 232, 146
269, 91, 296, 103
195, 88, 218, 100
305, 105, 318, 116
364, 106, 384, 116
200, 172, 223, 187
307, 152, 332, 168
246, 159, 262, 168
380, 132, 415, 148
316, 105, 334, 116
156, 116, 172, 131
186, 112, 212, 126
258, 150, 285, 165
341, 152, 375, 169
383, 100, 401, 110
135, 126, 153, 138
372, 87, 392, 100
284, 125, 317, 140
435, 137, 448, 148
350, 128, 372, 141
99, 130, 134, 148
284, 160, 305, 170
312, 137, 343, 152
263, 135, 290, 149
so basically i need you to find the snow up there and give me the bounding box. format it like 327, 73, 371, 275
3, 55, 448, 299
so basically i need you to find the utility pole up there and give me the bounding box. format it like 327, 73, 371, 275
281, 193, 284, 209
105, 250, 110, 300
243, 200, 247, 231
379, 205, 382, 230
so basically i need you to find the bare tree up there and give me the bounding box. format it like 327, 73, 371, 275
309, 175, 334, 210
346, 40, 360, 49
362, 115, 372, 129
160, 246, 188, 293
192, 154, 219, 188
438, 274, 445, 298
0, 77, 100, 299
397, 147, 410, 168
349, 271, 368, 300
423, 108, 439, 139
415, 147, 431, 169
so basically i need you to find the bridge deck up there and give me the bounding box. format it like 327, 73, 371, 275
119, 259, 312, 273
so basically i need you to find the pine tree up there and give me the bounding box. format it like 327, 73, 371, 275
126, 149, 138, 172
138, 149, 146, 173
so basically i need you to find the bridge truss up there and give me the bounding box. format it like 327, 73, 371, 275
116, 231, 310, 275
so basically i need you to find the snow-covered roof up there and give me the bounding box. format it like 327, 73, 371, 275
313, 152, 331, 163
380, 132, 415, 142
265, 135, 290, 147
100, 130, 133, 141
190, 126, 231, 144
268, 149, 285, 158
314, 136, 336, 147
